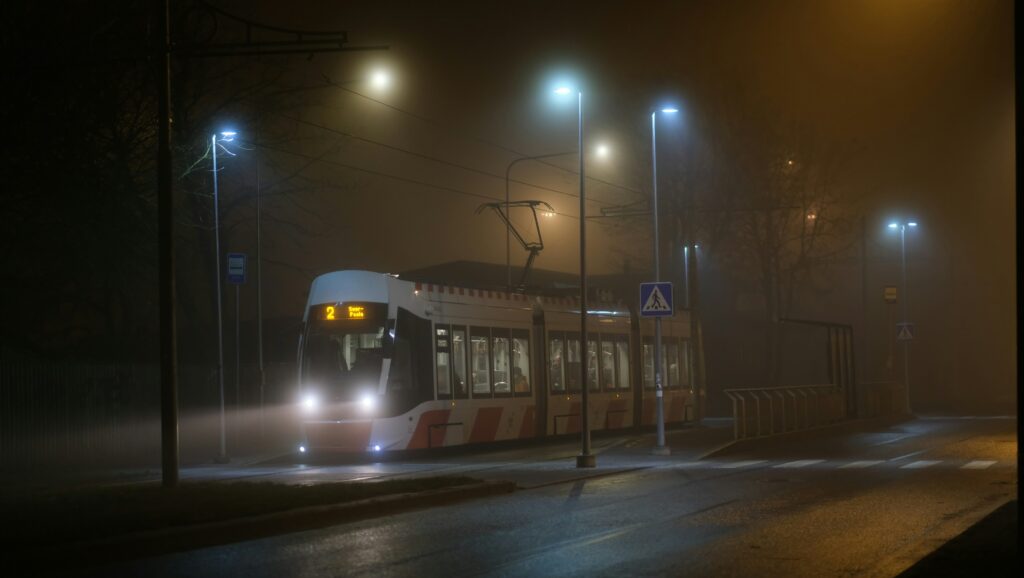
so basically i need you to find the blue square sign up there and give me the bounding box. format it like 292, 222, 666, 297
227, 253, 246, 285
639, 282, 673, 317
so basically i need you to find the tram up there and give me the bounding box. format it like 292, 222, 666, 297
297, 270, 699, 454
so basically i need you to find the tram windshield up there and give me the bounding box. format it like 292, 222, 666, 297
302, 303, 389, 401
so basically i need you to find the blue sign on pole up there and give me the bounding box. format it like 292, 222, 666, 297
639, 282, 673, 317
227, 253, 246, 284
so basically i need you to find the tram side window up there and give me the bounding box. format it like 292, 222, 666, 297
435, 325, 451, 398
492, 329, 511, 395
549, 333, 565, 393
666, 339, 680, 389
615, 338, 630, 390
587, 334, 599, 392
470, 327, 491, 396
452, 326, 468, 398
566, 334, 582, 392
512, 330, 531, 395
600, 338, 616, 391
642, 338, 655, 389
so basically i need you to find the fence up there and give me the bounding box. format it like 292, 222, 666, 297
723, 384, 845, 440
0, 361, 298, 469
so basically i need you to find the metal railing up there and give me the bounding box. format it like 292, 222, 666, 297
723, 385, 845, 440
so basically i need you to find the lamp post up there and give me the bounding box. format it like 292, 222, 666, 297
555, 85, 595, 468
650, 108, 677, 455
212, 130, 236, 464
888, 220, 917, 414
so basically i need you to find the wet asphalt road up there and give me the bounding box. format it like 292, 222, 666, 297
79, 417, 1016, 577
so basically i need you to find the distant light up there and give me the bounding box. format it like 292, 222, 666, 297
888, 223, 899, 230
907, 222, 918, 227
360, 394, 376, 413
554, 86, 572, 95
302, 394, 318, 412
596, 144, 610, 158
373, 444, 382, 452
542, 211, 555, 218
786, 159, 794, 166
299, 445, 306, 453
806, 213, 817, 220
661, 108, 679, 114
370, 70, 390, 90
694, 244, 699, 249
220, 131, 237, 137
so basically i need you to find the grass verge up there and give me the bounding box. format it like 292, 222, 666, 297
0, 475, 479, 551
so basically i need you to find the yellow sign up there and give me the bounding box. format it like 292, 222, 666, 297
347, 305, 365, 319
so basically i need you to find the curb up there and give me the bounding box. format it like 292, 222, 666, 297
17, 480, 516, 571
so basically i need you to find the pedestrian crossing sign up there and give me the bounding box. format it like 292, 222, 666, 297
640, 282, 674, 317
896, 322, 914, 341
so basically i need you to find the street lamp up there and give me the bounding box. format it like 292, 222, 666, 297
650, 107, 678, 456
554, 83, 596, 468
211, 130, 236, 464
888, 220, 918, 414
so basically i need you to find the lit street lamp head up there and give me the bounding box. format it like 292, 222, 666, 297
660, 107, 679, 113
553, 86, 572, 95
370, 69, 391, 90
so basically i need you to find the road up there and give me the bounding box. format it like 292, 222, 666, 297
80, 416, 1016, 577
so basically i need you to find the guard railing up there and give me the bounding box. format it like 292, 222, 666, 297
723, 385, 845, 440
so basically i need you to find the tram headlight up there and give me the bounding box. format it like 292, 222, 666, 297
360, 393, 376, 413
302, 393, 319, 413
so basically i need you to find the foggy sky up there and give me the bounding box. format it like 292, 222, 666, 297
211, 0, 1014, 401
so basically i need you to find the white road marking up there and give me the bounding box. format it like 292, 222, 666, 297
961, 460, 997, 469
773, 460, 825, 469
716, 460, 767, 469
839, 460, 884, 469
900, 460, 942, 469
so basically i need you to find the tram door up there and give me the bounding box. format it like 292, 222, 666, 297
532, 309, 547, 437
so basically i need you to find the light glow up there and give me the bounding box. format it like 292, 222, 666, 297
299, 445, 306, 453
888, 223, 899, 229
908, 222, 918, 227
370, 70, 390, 90
596, 144, 610, 158
554, 86, 572, 95
661, 108, 679, 113
360, 394, 376, 412
373, 444, 382, 452
302, 394, 318, 412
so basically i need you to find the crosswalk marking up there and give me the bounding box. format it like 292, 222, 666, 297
839, 460, 884, 469
900, 460, 942, 469
773, 460, 825, 469
690, 458, 1001, 470
716, 460, 767, 469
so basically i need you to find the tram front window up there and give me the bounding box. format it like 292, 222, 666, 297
302, 305, 388, 403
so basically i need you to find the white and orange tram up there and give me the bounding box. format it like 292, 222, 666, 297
297, 270, 699, 454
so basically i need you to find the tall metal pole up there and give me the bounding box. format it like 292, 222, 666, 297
576, 90, 595, 468
651, 112, 669, 455
505, 161, 511, 292
256, 126, 265, 441
234, 284, 240, 445
157, 0, 179, 487
900, 225, 911, 414
213, 135, 228, 463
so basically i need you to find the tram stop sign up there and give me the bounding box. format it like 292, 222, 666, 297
640, 282, 673, 317
227, 253, 246, 284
